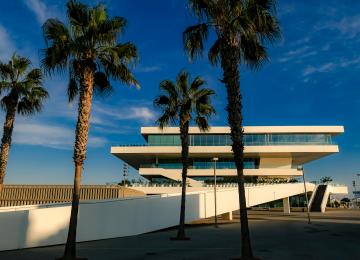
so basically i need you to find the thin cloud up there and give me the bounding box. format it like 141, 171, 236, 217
278, 46, 317, 63
23, 0, 59, 24
339, 57, 360, 67
0, 25, 16, 60
12, 122, 107, 149
93, 104, 156, 122
289, 37, 310, 47
136, 65, 162, 73
303, 57, 360, 76
129, 107, 156, 121
303, 63, 336, 76
316, 15, 360, 39
277, 3, 295, 18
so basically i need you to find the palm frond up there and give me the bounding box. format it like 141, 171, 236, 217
114, 42, 138, 64
41, 19, 70, 74
17, 86, 49, 115
159, 80, 177, 98
93, 71, 112, 96
208, 38, 222, 65
0, 54, 48, 114
183, 23, 208, 61
0, 95, 13, 111
67, 0, 90, 29
103, 61, 139, 88
184, 0, 280, 70
188, 0, 211, 19
154, 70, 215, 131
41, 0, 139, 101
0, 62, 13, 81
246, 0, 281, 43
176, 71, 189, 96
189, 76, 205, 92
156, 113, 171, 129
97, 17, 127, 44
68, 78, 79, 102
91, 3, 107, 26
154, 95, 170, 107
98, 43, 139, 88
240, 32, 268, 70
195, 116, 210, 131
11, 55, 31, 77
24, 69, 43, 87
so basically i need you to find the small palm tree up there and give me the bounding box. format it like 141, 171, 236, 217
154, 70, 215, 239
41, 1, 139, 259
0, 54, 48, 189
320, 176, 333, 184
183, 0, 280, 258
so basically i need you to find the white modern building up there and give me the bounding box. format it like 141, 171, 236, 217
0, 126, 348, 252
111, 126, 344, 187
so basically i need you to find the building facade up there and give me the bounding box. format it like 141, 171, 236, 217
111, 126, 344, 186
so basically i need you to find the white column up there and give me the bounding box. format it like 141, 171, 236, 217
221, 211, 233, 221
283, 197, 291, 214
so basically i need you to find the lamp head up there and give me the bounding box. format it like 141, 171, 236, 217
297, 165, 304, 171
213, 157, 219, 161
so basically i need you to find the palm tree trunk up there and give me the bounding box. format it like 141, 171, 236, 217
175, 119, 190, 240
62, 67, 94, 260
0, 104, 16, 192
220, 44, 254, 259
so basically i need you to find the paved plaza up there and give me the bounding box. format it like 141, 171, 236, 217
0, 209, 359, 260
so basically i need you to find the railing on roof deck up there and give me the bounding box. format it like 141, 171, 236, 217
129, 182, 314, 188
113, 133, 335, 147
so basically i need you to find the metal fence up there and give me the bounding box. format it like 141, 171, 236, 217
0, 185, 144, 207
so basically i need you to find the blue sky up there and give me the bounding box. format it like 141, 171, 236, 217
0, 0, 359, 193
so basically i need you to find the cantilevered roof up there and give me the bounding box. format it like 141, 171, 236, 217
141, 126, 344, 136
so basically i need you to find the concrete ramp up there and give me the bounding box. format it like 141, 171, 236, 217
309, 184, 348, 213
0, 183, 315, 251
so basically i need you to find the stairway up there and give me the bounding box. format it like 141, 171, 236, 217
310, 185, 327, 212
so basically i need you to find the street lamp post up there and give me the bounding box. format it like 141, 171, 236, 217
297, 165, 311, 224
353, 173, 360, 208
123, 163, 128, 197
353, 180, 357, 208
213, 157, 219, 228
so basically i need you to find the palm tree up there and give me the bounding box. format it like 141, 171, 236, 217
183, 0, 280, 258
154, 70, 215, 239
320, 176, 333, 184
0, 54, 48, 190
41, 1, 139, 259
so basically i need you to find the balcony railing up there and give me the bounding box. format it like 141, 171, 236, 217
140, 162, 257, 169
113, 133, 335, 147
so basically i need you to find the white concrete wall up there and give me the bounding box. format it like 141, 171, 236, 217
0, 183, 315, 251
321, 185, 348, 212
328, 185, 348, 194
308, 184, 348, 213
259, 157, 292, 169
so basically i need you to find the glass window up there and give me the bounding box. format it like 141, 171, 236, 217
147, 134, 333, 146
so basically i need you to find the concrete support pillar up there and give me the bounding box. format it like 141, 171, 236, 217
283, 197, 291, 214
221, 211, 233, 221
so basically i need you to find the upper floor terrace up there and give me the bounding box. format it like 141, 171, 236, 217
111, 126, 344, 169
